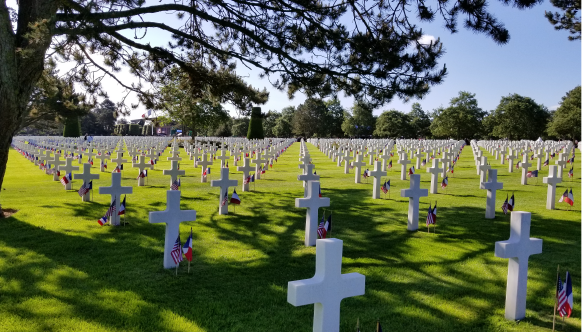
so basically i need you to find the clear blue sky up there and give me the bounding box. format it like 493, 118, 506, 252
222, 0, 580, 117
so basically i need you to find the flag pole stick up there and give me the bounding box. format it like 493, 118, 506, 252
553, 264, 560, 332
435, 200, 437, 234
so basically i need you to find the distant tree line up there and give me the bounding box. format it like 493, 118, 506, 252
19, 86, 580, 142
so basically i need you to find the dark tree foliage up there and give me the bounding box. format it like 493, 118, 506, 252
263, 111, 282, 137
293, 98, 328, 138
232, 117, 250, 137
19, 63, 91, 134
430, 91, 486, 140
247, 107, 264, 139
324, 98, 346, 138
373, 110, 414, 138
409, 103, 432, 138
63, 115, 81, 137
273, 107, 295, 138
348, 101, 376, 138
488, 94, 550, 140
547, 86, 581, 140
81, 99, 117, 135
545, 0, 581, 40
0, 0, 545, 208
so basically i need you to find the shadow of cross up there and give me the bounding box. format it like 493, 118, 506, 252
495, 211, 543, 321
287, 239, 365, 332
149, 190, 196, 269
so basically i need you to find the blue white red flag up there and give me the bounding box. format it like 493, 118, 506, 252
182, 228, 193, 262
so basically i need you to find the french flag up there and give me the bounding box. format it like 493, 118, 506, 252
230, 189, 241, 205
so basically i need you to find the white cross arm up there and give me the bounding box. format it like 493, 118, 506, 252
287, 273, 365, 306
480, 181, 503, 190
495, 238, 542, 259
295, 197, 330, 209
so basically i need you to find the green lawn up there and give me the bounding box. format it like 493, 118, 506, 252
0, 142, 579, 332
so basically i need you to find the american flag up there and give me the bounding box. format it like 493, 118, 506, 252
527, 170, 538, 178
441, 176, 448, 188
543, 159, 549, 166
244, 175, 251, 184
426, 204, 436, 225
171, 179, 180, 190
568, 167, 573, 178
78, 182, 90, 197
60, 175, 69, 186
381, 180, 389, 194
501, 195, 509, 214
317, 219, 327, 239
408, 167, 414, 175
557, 271, 573, 318
221, 192, 228, 207
105, 197, 116, 218
363, 169, 369, 178
171, 235, 183, 264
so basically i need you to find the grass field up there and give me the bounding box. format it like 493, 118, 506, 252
0, 141, 579, 332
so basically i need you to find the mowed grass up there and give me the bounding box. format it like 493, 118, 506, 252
0, 141, 579, 332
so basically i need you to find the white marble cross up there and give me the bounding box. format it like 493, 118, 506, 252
343, 152, 353, 174
96, 151, 110, 172
58, 157, 80, 190
74, 163, 100, 201
369, 161, 387, 199
400, 174, 429, 231
507, 150, 518, 173
287, 238, 365, 332
414, 149, 423, 169
397, 152, 411, 180
298, 163, 320, 196
163, 160, 185, 185
111, 152, 128, 169
426, 158, 443, 194
237, 157, 255, 192
298, 154, 312, 174
352, 154, 366, 183
495, 211, 542, 320
210, 168, 238, 215
542, 165, 562, 210
477, 156, 491, 184
520, 154, 532, 185
99, 172, 133, 226
167, 151, 182, 162
555, 153, 567, 178
480, 169, 503, 219
149, 190, 197, 269
49, 153, 65, 181
133, 155, 153, 186
196, 153, 213, 183
295, 181, 330, 247
379, 149, 391, 172
253, 151, 268, 180
217, 148, 230, 167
